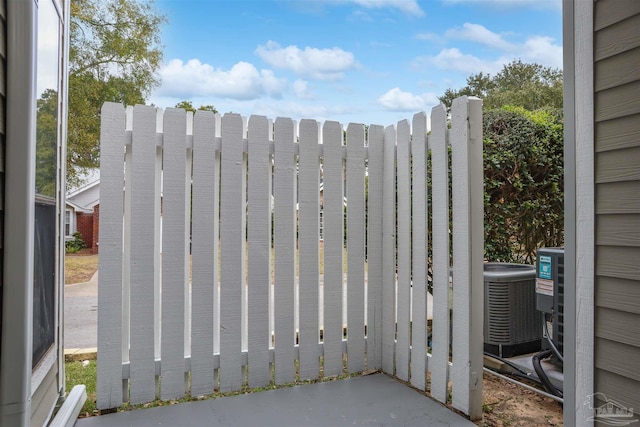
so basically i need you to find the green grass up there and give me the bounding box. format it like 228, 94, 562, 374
65, 361, 97, 417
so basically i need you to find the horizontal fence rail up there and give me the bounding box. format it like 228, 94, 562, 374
97, 97, 484, 420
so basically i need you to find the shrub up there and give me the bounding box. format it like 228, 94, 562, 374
482, 107, 564, 263
65, 231, 86, 254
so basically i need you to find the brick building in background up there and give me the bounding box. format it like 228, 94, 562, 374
66, 168, 100, 253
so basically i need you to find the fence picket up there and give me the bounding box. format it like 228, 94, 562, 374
97, 102, 125, 410
184, 112, 193, 361
122, 107, 133, 401
160, 108, 189, 400
247, 115, 272, 388
298, 119, 321, 380
430, 104, 451, 404
451, 97, 484, 418
274, 118, 296, 385
219, 113, 245, 392
323, 121, 344, 377
381, 125, 396, 375
410, 112, 428, 391
366, 125, 384, 371
191, 110, 218, 396
154, 110, 163, 363
396, 120, 411, 382
129, 105, 159, 404
346, 123, 366, 373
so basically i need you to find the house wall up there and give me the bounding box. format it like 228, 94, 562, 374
76, 211, 93, 248
593, 0, 640, 417
68, 183, 99, 210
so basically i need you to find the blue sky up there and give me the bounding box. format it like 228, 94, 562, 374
150, 0, 563, 126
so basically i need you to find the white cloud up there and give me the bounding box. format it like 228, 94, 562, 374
445, 23, 513, 51
292, 79, 315, 99
255, 41, 357, 80
377, 88, 438, 112
428, 48, 503, 75
345, 0, 424, 16
349, 9, 374, 22
157, 59, 286, 100
520, 36, 563, 68
416, 23, 563, 75
252, 100, 353, 121
415, 32, 443, 42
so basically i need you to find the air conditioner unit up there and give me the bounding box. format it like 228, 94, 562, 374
484, 263, 542, 358
536, 248, 565, 364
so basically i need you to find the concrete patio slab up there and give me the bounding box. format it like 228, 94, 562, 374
74, 374, 475, 427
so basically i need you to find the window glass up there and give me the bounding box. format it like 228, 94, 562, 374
33, 0, 61, 369
65, 210, 71, 236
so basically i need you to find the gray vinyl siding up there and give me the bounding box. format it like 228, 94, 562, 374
595, 369, 640, 416
0, 0, 5, 354
594, 0, 640, 417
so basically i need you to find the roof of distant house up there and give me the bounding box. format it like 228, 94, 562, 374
67, 168, 100, 198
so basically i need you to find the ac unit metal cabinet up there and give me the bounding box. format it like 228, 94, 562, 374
483, 263, 542, 358
536, 248, 565, 359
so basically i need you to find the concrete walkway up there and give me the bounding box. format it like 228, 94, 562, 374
65, 271, 98, 349
75, 373, 475, 427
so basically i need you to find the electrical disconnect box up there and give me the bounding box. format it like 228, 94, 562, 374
536, 248, 565, 361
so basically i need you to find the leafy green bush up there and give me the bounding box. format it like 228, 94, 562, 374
65, 231, 86, 254
483, 106, 564, 263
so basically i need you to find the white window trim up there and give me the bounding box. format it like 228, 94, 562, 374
65, 208, 74, 239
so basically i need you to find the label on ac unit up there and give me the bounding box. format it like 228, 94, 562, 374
536, 278, 554, 296
539, 255, 552, 279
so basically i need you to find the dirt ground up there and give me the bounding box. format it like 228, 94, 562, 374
478, 372, 563, 427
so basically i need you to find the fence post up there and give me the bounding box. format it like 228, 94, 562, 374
451, 96, 484, 419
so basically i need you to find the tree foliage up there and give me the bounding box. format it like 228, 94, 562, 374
67, 0, 165, 188
483, 107, 564, 263
174, 101, 218, 114
439, 60, 563, 111
36, 89, 59, 198
438, 61, 565, 264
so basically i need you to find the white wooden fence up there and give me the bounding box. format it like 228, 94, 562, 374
96, 96, 484, 419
